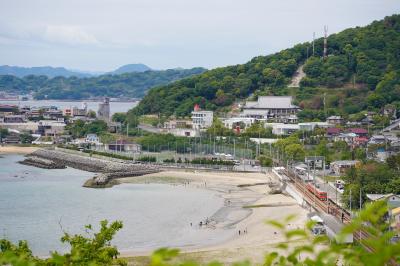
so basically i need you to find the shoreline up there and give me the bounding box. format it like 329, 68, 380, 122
118, 170, 308, 264
0, 145, 39, 155
0, 150, 308, 263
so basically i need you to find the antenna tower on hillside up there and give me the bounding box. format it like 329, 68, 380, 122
312, 32, 315, 56
323, 25, 328, 59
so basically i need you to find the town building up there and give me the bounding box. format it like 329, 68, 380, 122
85, 134, 101, 145
326, 128, 342, 138
305, 156, 325, 169
166, 128, 200, 137
105, 140, 141, 153
222, 117, 255, 131
191, 104, 213, 129
72, 103, 88, 117
331, 160, 360, 175
164, 120, 192, 129
266, 123, 299, 135
298, 122, 332, 131
326, 116, 344, 125
98, 97, 110, 122
36, 121, 66, 136
348, 128, 368, 137
242, 96, 300, 120
366, 194, 400, 209
0, 115, 26, 123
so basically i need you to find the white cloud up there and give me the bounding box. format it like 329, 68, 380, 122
43, 25, 98, 45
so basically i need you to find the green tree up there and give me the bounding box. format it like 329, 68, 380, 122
0, 220, 126, 265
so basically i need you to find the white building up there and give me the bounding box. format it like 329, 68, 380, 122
242, 96, 300, 120
223, 117, 255, 130
265, 123, 299, 135
85, 134, 101, 145
326, 116, 344, 125
191, 105, 213, 129
299, 122, 333, 131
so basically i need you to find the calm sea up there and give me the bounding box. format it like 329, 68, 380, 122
0, 154, 229, 255
0, 100, 138, 115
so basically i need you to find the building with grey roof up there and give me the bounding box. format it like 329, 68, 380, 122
242, 96, 300, 120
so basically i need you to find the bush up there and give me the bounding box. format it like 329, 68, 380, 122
137, 156, 157, 162
258, 155, 273, 167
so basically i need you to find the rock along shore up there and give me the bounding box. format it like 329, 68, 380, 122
20, 149, 160, 188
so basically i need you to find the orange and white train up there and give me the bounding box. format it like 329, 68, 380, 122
306, 183, 328, 201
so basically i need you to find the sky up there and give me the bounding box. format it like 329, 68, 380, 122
0, 0, 399, 72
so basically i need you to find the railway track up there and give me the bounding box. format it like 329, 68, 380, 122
281, 169, 394, 261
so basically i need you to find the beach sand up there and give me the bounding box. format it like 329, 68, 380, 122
0, 145, 38, 155
119, 170, 308, 265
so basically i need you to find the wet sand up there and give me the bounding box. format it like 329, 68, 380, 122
119, 170, 308, 264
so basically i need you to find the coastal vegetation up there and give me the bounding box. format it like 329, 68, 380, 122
0, 68, 205, 99
1, 201, 399, 265
129, 14, 400, 122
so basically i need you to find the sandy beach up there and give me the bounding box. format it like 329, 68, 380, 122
0, 145, 39, 155
119, 170, 308, 265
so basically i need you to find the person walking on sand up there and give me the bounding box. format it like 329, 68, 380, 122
239, 230, 241, 235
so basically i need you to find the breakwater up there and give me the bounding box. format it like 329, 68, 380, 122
19, 156, 66, 169
20, 149, 160, 187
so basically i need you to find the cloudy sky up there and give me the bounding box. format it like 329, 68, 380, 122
0, 0, 399, 72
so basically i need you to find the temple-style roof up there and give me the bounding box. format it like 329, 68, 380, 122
244, 96, 298, 109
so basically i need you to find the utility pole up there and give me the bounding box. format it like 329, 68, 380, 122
126, 123, 129, 137
350, 189, 352, 213
312, 32, 315, 56
233, 139, 236, 159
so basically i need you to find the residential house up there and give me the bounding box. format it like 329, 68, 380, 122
326, 116, 344, 125
366, 194, 400, 209
331, 160, 360, 175
334, 133, 357, 144
348, 128, 368, 137
326, 128, 342, 139
85, 134, 101, 145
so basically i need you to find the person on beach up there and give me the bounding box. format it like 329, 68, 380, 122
239, 230, 241, 235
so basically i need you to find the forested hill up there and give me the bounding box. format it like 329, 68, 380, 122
0, 65, 90, 78
133, 14, 400, 118
0, 68, 206, 100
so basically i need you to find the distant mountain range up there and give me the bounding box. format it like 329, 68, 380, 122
109, 64, 152, 75
0, 63, 153, 78
0, 67, 206, 100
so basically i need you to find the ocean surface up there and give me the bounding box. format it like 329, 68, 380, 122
0, 100, 138, 115
0, 154, 230, 255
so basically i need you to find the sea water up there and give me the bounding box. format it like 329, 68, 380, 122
0, 154, 229, 255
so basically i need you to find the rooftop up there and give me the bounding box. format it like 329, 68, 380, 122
244, 96, 298, 109
327, 127, 341, 134
348, 128, 368, 134
327, 116, 343, 120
